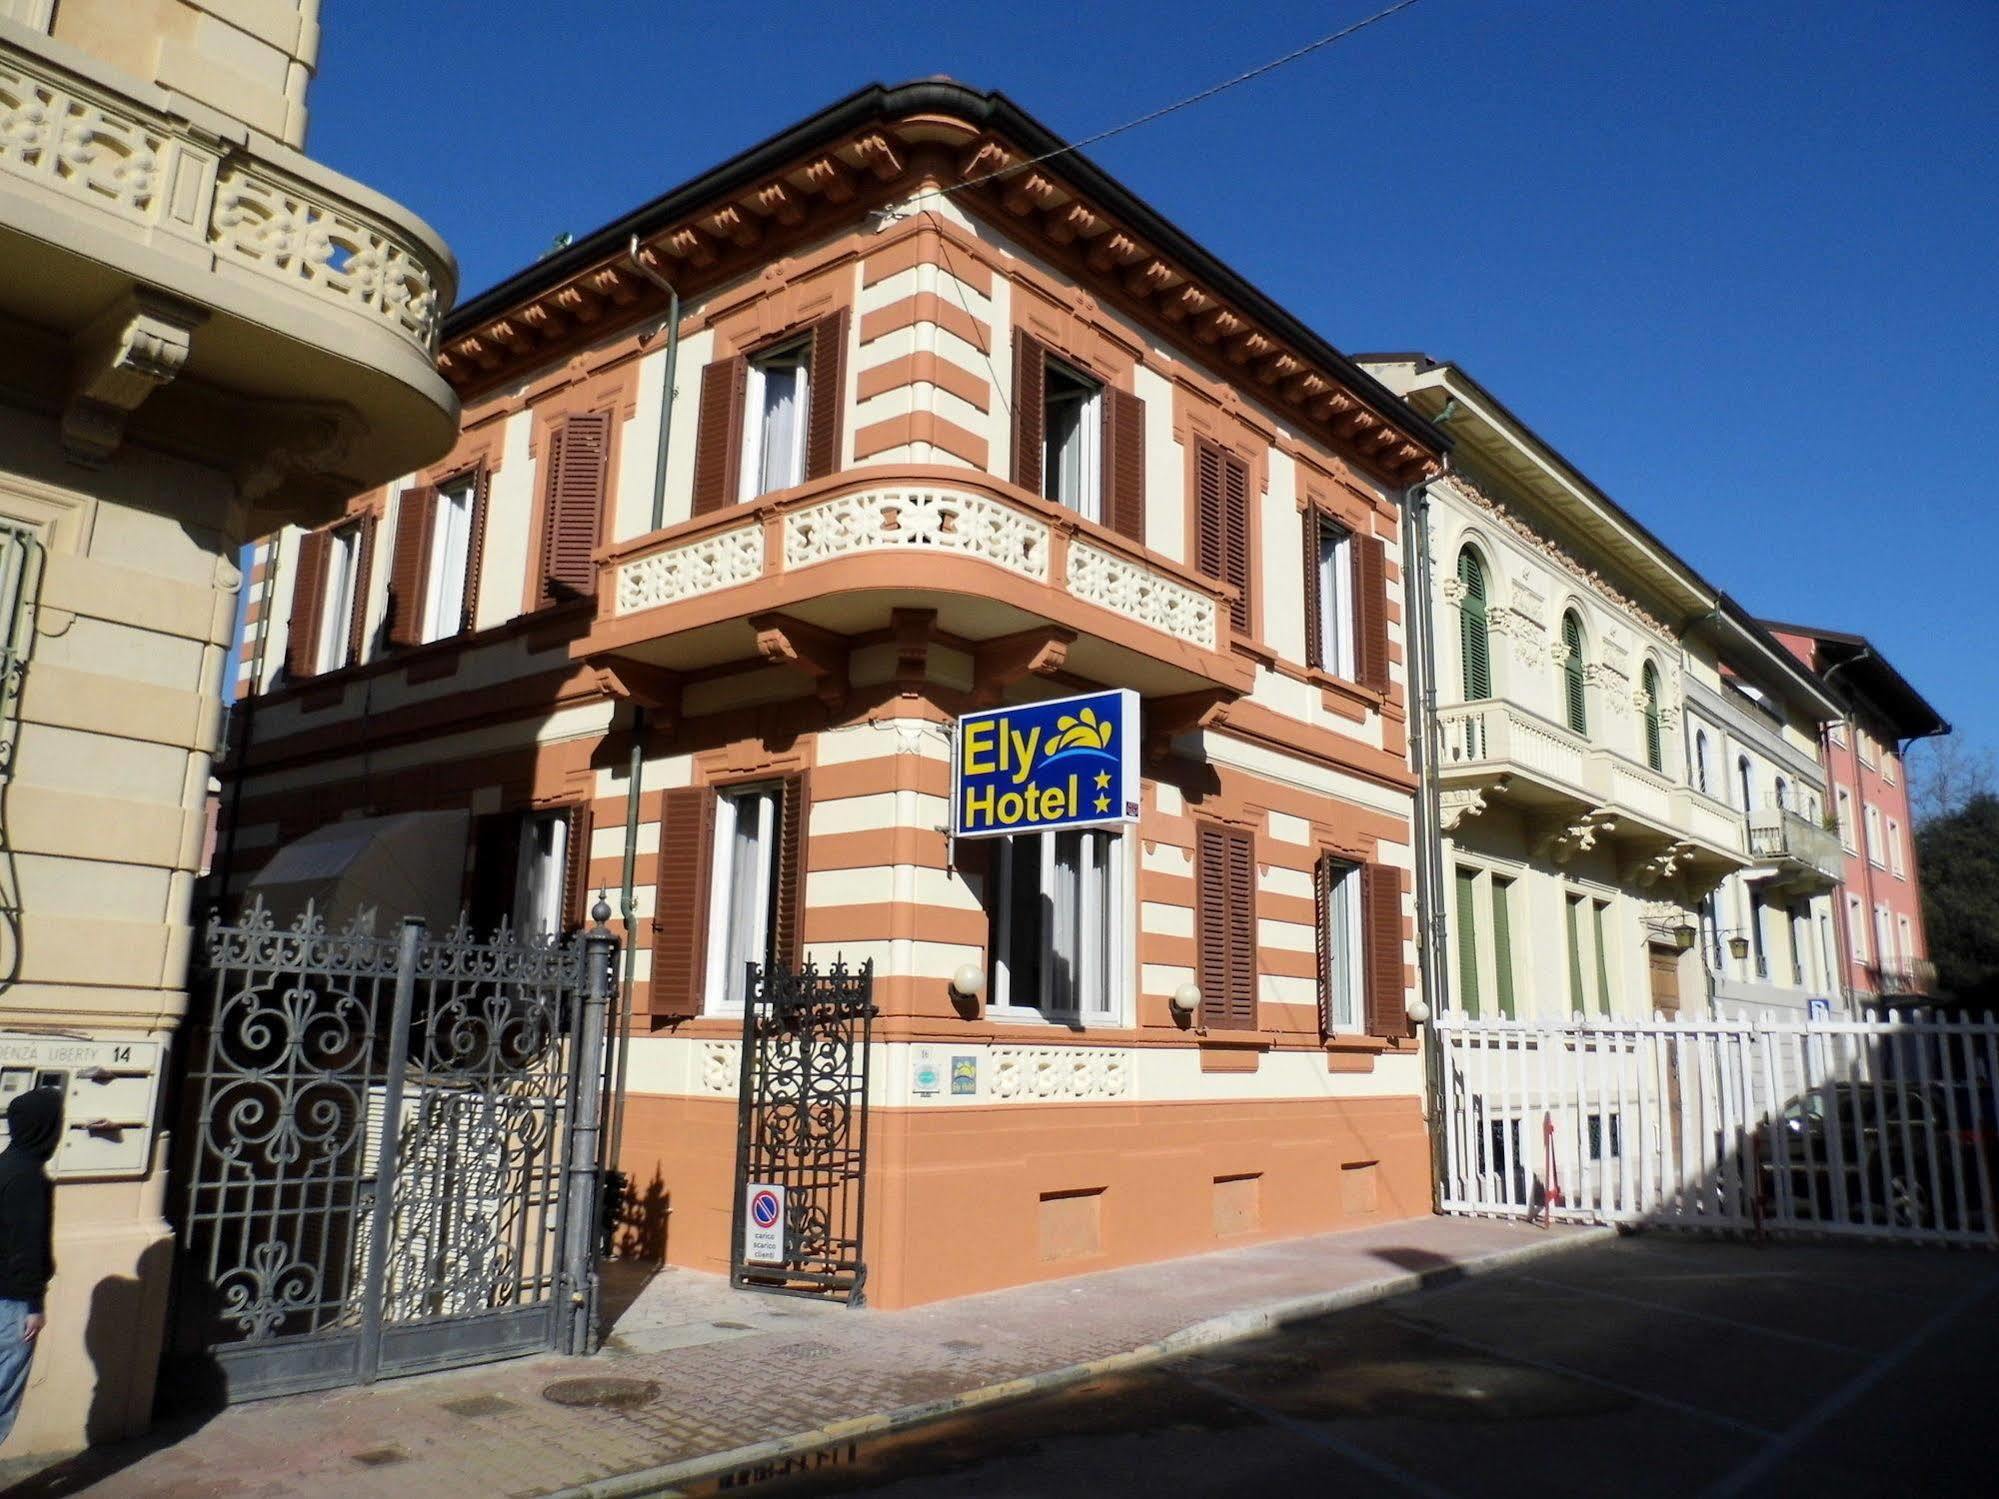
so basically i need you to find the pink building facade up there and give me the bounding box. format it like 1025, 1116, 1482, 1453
1765, 623, 1948, 1002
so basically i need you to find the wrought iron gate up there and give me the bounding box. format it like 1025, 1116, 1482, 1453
170, 900, 615, 1401
731, 960, 876, 1303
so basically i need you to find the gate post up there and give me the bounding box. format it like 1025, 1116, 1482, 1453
358, 915, 425, 1383
562, 899, 617, 1355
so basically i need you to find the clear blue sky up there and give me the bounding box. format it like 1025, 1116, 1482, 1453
308, 0, 1996, 747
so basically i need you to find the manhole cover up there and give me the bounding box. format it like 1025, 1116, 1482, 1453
541, 1376, 660, 1410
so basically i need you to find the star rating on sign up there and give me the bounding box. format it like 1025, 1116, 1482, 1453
1095, 771, 1111, 788
1094, 796, 1111, 812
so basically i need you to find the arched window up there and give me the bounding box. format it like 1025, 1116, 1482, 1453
1457, 548, 1491, 700
1694, 729, 1711, 795
1737, 755, 1754, 813
1641, 662, 1663, 771
1561, 611, 1588, 735
1774, 775, 1789, 812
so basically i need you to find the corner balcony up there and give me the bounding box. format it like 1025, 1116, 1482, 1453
1745, 804, 1844, 894
577, 466, 1252, 714
0, 33, 457, 516
1435, 698, 1749, 884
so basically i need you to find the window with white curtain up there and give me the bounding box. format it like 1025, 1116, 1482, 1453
421, 475, 476, 644
1316, 518, 1356, 680
705, 785, 782, 1011
1041, 358, 1102, 521
315, 522, 362, 673
1322, 857, 1364, 1030
1836, 788, 1855, 849
742, 340, 811, 499
511, 811, 570, 936
1888, 818, 1905, 878
989, 829, 1122, 1020
1864, 804, 1884, 866
1848, 894, 1868, 960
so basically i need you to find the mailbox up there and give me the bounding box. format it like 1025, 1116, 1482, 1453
0, 1033, 166, 1180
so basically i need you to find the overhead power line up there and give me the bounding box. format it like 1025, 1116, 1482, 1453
952, 0, 1429, 197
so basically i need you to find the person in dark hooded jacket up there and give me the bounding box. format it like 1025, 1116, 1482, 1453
0, 1087, 61, 1446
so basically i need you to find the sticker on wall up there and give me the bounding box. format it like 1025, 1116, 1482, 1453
911, 1047, 941, 1097
952, 688, 1140, 840
951, 1055, 978, 1096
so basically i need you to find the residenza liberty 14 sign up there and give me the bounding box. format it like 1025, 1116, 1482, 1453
952, 688, 1140, 840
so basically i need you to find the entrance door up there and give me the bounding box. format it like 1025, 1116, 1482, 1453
1648, 947, 1682, 1016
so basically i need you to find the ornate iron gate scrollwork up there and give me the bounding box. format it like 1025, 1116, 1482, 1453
731, 960, 876, 1303
170, 900, 614, 1401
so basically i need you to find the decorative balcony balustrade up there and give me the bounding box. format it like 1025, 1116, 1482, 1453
1435, 698, 1747, 865
1746, 805, 1844, 886
0, 38, 449, 357
604, 473, 1227, 654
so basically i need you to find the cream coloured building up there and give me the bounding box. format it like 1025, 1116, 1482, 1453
0, 0, 454, 1453
1360, 358, 1837, 1027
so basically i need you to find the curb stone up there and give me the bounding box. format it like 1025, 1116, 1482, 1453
548, 1224, 1616, 1499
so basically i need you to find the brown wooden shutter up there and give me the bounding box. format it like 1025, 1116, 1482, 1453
344, 514, 376, 668
1011, 327, 1045, 495
1194, 441, 1250, 635
691, 356, 748, 516
1314, 853, 1334, 1039
563, 803, 596, 933
1301, 507, 1324, 673
1355, 532, 1390, 694
1222, 449, 1251, 636
1103, 386, 1146, 545
770, 773, 810, 969
1362, 861, 1409, 1039
1196, 823, 1257, 1031
649, 787, 716, 1018
385, 485, 437, 648
460, 467, 490, 636
540, 413, 612, 605
805, 310, 848, 481
284, 528, 331, 678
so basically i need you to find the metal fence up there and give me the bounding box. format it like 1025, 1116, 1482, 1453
171, 900, 615, 1400
1433, 1009, 1999, 1247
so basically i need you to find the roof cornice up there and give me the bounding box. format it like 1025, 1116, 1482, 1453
437, 80, 1446, 486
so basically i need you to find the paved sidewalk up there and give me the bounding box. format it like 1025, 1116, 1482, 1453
3, 1215, 1600, 1499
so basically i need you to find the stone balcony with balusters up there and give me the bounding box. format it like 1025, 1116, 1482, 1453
1435, 697, 1750, 883
0, 27, 456, 518
576, 465, 1253, 716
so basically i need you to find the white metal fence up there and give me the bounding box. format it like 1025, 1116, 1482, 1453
1433, 1010, 1999, 1247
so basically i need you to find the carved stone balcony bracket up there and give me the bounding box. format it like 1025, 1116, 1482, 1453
751, 612, 850, 709
1536, 807, 1617, 864
63, 289, 205, 465
1625, 839, 1700, 888
970, 625, 1073, 708
1143, 688, 1235, 760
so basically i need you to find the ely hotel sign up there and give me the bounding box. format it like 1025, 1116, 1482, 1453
952, 689, 1141, 840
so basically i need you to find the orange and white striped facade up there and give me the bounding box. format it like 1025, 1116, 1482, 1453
220, 83, 1447, 1308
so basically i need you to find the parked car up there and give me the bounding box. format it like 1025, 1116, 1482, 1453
1754, 1082, 1998, 1231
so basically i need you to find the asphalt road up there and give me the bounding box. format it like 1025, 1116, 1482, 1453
711, 1234, 1999, 1499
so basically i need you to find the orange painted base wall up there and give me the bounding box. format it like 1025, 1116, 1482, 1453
615, 1091, 1431, 1309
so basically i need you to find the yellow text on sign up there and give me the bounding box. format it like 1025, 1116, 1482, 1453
961, 775, 1078, 829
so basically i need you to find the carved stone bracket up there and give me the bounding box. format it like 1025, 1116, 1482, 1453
891, 607, 936, 697
1625, 839, 1699, 887
970, 625, 1074, 708
1143, 688, 1234, 760
1439, 785, 1492, 833
588, 655, 684, 723
751, 612, 850, 708
64, 289, 206, 465
1536, 807, 1617, 864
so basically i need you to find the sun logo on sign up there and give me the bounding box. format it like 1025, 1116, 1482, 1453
1047, 707, 1114, 754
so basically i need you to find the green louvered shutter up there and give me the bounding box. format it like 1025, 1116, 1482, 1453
1566, 894, 1586, 1015
1491, 877, 1517, 1019
1455, 866, 1481, 1018
1593, 899, 1614, 1016
1642, 661, 1664, 770
1562, 612, 1588, 734
1458, 549, 1491, 700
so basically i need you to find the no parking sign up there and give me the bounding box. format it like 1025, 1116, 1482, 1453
744, 1182, 786, 1265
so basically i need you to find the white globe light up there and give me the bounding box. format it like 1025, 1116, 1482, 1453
1405, 997, 1431, 1024
951, 964, 986, 999
1170, 982, 1201, 1014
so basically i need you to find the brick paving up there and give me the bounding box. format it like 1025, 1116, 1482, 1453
0, 1215, 1588, 1499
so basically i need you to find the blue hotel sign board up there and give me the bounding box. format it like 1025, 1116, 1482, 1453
953, 688, 1141, 840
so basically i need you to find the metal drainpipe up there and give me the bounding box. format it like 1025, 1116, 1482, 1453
597, 238, 681, 1191
1818, 649, 1875, 1009
1402, 456, 1451, 1210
